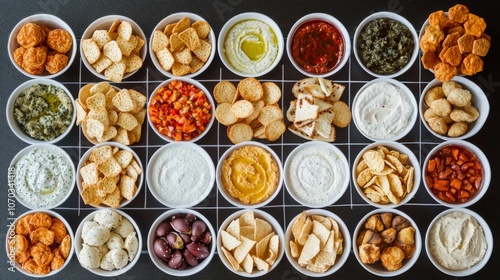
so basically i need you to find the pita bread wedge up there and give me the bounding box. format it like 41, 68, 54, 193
314, 97, 333, 112
304, 83, 328, 99
292, 77, 318, 97
294, 95, 319, 126
327, 83, 346, 102
315, 110, 335, 138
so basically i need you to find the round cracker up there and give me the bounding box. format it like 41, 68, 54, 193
231, 100, 254, 119
331, 101, 351, 128
244, 100, 265, 124
261, 82, 281, 104
213, 81, 237, 104
227, 122, 253, 144
79, 83, 95, 110
215, 103, 239, 126
258, 105, 284, 126
238, 77, 263, 102
264, 119, 286, 141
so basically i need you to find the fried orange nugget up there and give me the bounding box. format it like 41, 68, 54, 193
464, 14, 486, 37
17, 23, 44, 48
22, 46, 47, 75
50, 248, 65, 270
46, 29, 73, 54
448, 4, 469, 23
59, 235, 71, 260
29, 212, 52, 229
22, 258, 51, 275
30, 227, 55, 246
434, 62, 457, 82
15, 214, 34, 236
13, 46, 27, 67
49, 217, 68, 244
45, 52, 68, 74
30, 242, 54, 267
428, 10, 448, 29
462, 53, 484, 75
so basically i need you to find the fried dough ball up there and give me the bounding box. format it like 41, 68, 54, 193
396, 227, 416, 245
29, 212, 52, 229
30, 227, 55, 246
39, 25, 52, 41
391, 216, 411, 232
17, 23, 44, 48
424, 86, 445, 107
45, 29, 73, 54
450, 104, 480, 123
13, 46, 27, 67
359, 243, 380, 264
380, 212, 393, 229
59, 235, 71, 260
428, 117, 448, 135
22, 258, 51, 275
394, 240, 417, 259
381, 246, 405, 271
362, 229, 382, 245
49, 218, 67, 244
16, 214, 34, 236
448, 88, 472, 107
50, 248, 65, 270
364, 214, 385, 232
423, 108, 437, 122
16, 250, 31, 264
448, 122, 468, 137
45, 52, 68, 74
30, 242, 54, 267
11, 234, 30, 254
442, 80, 462, 96
22, 46, 47, 75
430, 98, 452, 116
380, 228, 397, 245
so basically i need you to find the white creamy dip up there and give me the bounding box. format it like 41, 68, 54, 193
285, 142, 347, 206
149, 144, 212, 207
354, 81, 414, 140
14, 147, 74, 208
428, 211, 487, 271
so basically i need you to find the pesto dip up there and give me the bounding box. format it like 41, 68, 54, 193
14, 84, 74, 141
357, 17, 415, 75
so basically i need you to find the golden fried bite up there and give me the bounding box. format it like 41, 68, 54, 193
448, 4, 470, 23
45, 52, 68, 74
424, 86, 445, 107
428, 117, 448, 135
447, 88, 471, 107
49, 218, 67, 244
462, 53, 484, 75
359, 243, 380, 264
442, 80, 462, 96
16, 214, 34, 236
17, 23, 44, 48
421, 50, 440, 69
450, 104, 480, 123
50, 248, 65, 270
22, 258, 51, 275
380, 246, 405, 271
448, 122, 468, 137
29, 227, 55, 246
430, 98, 452, 116
434, 62, 457, 82
30, 242, 54, 267
58, 235, 71, 260
45, 29, 73, 54
13, 46, 27, 67
22, 46, 48, 75
428, 10, 448, 29
364, 214, 385, 232
29, 212, 52, 229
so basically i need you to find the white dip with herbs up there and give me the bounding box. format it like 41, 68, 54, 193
14, 147, 74, 208
149, 144, 212, 207
285, 142, 347, 206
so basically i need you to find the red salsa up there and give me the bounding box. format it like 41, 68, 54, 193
291, 20, 344, 74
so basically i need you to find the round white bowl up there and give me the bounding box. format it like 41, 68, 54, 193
147, 77, 215, 143
352, 141, 421, 209
354, 12, 419, 78
8, 13, 77, 78
352, 78, 418, 141
419, 76, 489, 140
217, 209, 285, 277
353, 208, 422, 277
284, 209, 351, 277
286, 13, 351, 77
218, 12, 284, 77
216, 141, 283, 208
9, 144, 75, 209
425, 208, 493, 277
6, 78, 76, 145
76, 142, 143, 208
422, 140, 490, 208
146, 142, 215, 208
150, 12, 216, 78
147, 208, 216, 276
6, 209, 75, 277
81, 15, 147, 81
284, 141, 349, 208
74, 208, 142, 277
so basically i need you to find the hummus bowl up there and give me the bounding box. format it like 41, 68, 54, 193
352, 141, 421, 209
284, 209, 351, 277
287, 13, 351, 77
218, 12, 284, 77
216, 141, 283, 208
353, 208, 422, 277
8, 13, 77, 79
425, 208, 493, 277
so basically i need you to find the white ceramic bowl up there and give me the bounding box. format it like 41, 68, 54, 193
216, 141, 283, 208
425, 208, 493, 277
147, 208, 216, 276
150, 12, 216, 78
353, 208, 422, 277
8, 13, 77, 78
147, 77, 215, 143
6, 78, 76, 145
6, 209, 75, 277
352, 78, 418, 141
76, 142, 143, 208
146, 142, 215, 208
284, 141, 349, 208
422, 140, 490, 208
74, 208, 142, 277
286, 13, 351, 77
352, 141, 421, 209
81, 15, 147, 81
9, 144, 75, 209
419, 76, 489, 140
284, 209, 351, 277
217, 209, 285, 277
218, 12, 284, 77
354, 12, 419, 78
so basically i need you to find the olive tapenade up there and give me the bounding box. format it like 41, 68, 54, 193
357, 17, 414, 75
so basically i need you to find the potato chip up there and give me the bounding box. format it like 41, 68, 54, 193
233, 236, 256, 264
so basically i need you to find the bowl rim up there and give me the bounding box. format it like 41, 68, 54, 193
284, 209, 351, 277
353, 11, 419, 78
286, 12, 351, 78
419, 76, 490, 141
149, 12, 216, 78
352, 78, 418, 142
216, 209, 285, 277
80, 14, 147, 81
6, 78, 76, 145
6, 208, 75, 277
8, 13, 77, 79
217, 12, 284, 78
74, 208, 143, 277
352, 141, 421, 209
215, 141, 284, 208
145, 142, 215, 208
9, 143, 76, 209
147, 77, 215, 143
424, 207, 493, 277
422, 139, 491, 208
147, 208, 216, 276
283, 141, 349, 208
76, 141, 144, 208
352, 208, 422, 277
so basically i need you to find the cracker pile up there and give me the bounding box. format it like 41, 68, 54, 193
151, 17, 212, 76
14, 22, 73, 75
420, 4, 490, 81
287, 77, 351, 142
214, 78, 286, 144
79, 144, 142, 208
81, 19, 144, 82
